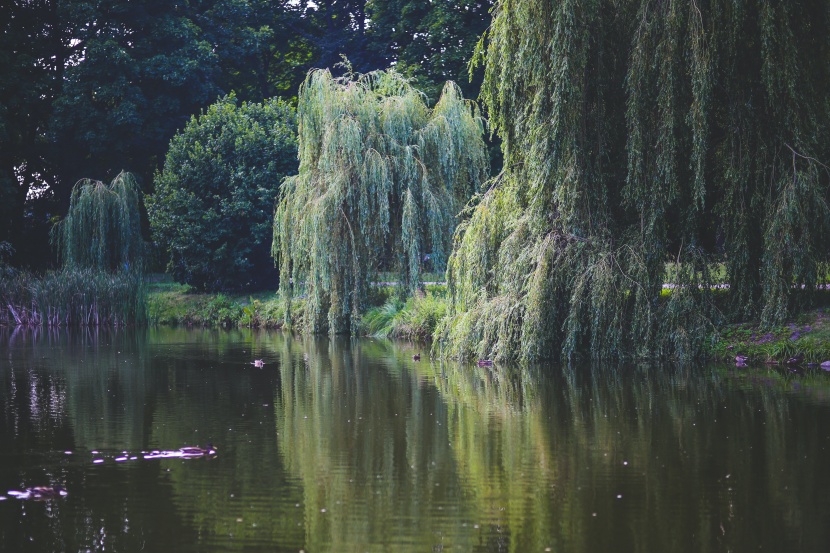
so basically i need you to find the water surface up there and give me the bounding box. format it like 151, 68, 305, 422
1, 327, 829, 552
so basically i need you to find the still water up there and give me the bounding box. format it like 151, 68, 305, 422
1, 327, 829, 552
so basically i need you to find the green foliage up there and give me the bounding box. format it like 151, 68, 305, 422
2, 0, 493, 267
200, 0, 315, 101
361, 290, 448, 341
439, 0, 830, 363
52, 172, 145, 272
273, 67, 488, 334
1, 268, 146, 327
366, 0, 492, 101
148, 95, 297, 291
48, 0, 221, 190
146, 283, 303, 329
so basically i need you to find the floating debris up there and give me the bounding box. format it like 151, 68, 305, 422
7, 487, 67, 500
143, 445, 217, 459
88, 445, 217, 463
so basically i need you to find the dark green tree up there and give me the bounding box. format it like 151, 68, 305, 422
199, 0, 315, 102
299, 0, 378, 72
366, 0, 493, 101
437, 0, 830, 363
273, 68, 488, 334
148, 95, 297, 291
0, 0, 66, 265
48, 0, 221, 193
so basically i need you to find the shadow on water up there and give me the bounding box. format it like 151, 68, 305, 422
1, 327, 829, 552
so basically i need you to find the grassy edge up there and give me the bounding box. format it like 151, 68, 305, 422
146, 280, 830, 365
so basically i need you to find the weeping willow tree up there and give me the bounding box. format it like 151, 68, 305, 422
6, 171, 151, 326
273, 67, 488, 334
52, 171, 145, 272
436, 0, 830, 362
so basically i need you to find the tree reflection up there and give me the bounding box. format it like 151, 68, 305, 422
1, 329, 829, 552
274, 338, 830, 553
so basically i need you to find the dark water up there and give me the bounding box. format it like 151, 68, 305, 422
1, 328, 829, 552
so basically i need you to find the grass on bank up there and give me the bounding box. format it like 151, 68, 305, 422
146, 278, 447, 334
147, 281, 291, 328
708, 307, 830, 364
360, 287, 448, 341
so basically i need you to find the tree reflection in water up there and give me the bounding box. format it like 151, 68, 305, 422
1, 328, 829, 552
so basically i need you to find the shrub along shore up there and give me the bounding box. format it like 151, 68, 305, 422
145, 278, 448, 342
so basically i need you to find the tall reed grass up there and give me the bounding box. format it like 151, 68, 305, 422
1, 267, 146, 327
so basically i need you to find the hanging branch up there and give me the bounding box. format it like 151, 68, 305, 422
273, 67, 488, 334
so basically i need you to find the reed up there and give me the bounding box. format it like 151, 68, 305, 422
1, 268, 146, 327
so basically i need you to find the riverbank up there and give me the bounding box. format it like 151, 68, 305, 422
707, 308, 830, 365
147, 279, 447, 339
146, 280, 830, 364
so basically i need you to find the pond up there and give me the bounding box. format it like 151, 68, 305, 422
1, 327, 829, 552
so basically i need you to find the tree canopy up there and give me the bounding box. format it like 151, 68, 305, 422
366, 0, 493, 101
437, 0, 830, 363
5, 0, 483, 268
148, 95, 297, 291
273, 68, 488, 334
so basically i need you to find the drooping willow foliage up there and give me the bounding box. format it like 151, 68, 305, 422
0, 171, 151, 326
273, 68, 488, 334
52, 171, 145, 272
437, 0, 830, 362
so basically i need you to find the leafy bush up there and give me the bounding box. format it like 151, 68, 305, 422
361, 291, 448, 341
148, 94, 297, 291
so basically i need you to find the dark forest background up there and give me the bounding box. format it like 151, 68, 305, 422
0, 0, 492, 268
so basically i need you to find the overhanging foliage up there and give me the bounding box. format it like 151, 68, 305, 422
273, 67, 488, 334
52, 172, 145, 273
437, 0, 830, 362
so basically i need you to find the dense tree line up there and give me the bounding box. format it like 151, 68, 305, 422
0, 0, 493, 269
